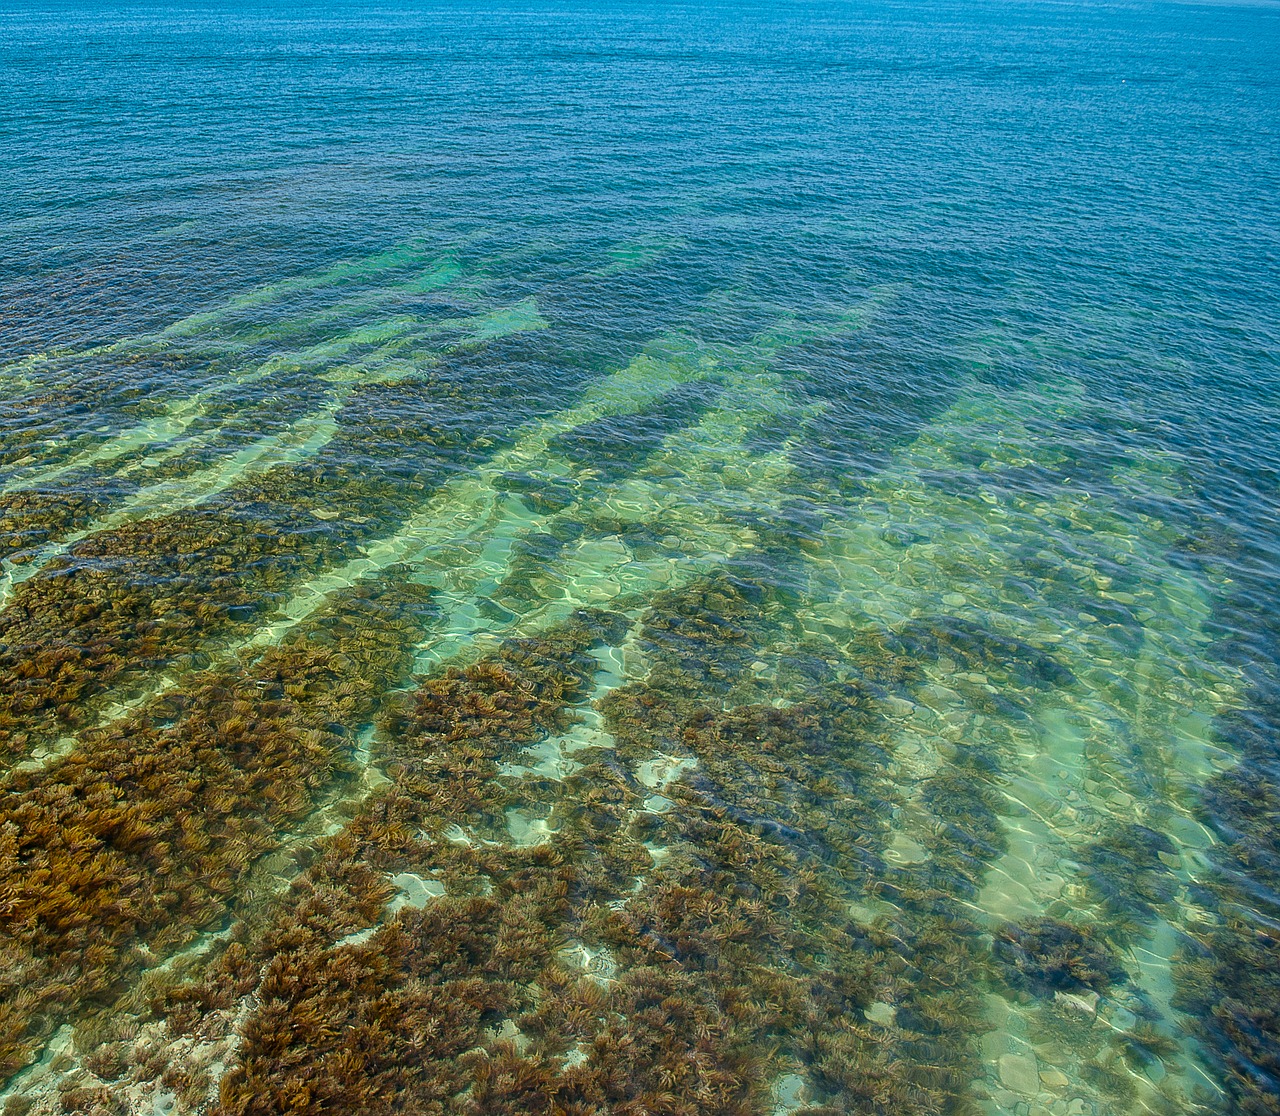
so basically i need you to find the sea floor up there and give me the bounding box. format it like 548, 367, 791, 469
0, 231, 1272, 1115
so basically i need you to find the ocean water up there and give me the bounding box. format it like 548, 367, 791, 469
2, 0, 1279, 1113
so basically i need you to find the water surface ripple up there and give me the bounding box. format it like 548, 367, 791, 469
1, 1, 1279, 1114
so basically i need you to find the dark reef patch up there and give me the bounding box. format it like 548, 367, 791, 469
1176, 708, 1280, 1116
1079, 821, 1177, 930
888, 615, 1074, 692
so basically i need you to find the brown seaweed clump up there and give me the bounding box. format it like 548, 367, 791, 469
0, 574, 435, 1083
584, 581, 992, 1115
217, 861, 578, 1115
0, 371, 325, 566
674, 694, 891, 885
129, 610, 634, 1113
577, 783, 988, 1116
0, 484, 124, 565
994, 917, 1126, 997
598, 573, 781, 765
0, 346, 204, 475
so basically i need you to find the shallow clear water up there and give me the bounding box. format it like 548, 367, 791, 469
2, 1, 1279, 1113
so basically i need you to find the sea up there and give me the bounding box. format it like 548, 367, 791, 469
1, 1, 1279, 1113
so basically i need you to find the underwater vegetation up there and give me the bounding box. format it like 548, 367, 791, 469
592, 574, 1000, 1113
993, 917, 1126, 997
886, 615, 1075, 694
594, 574, 994, 1114
0, 485, 122, 565
775, 326, 965, 494
916, 769, 1009, 899
0, 250, 709, 769
1079, 821, 1178, 930
125, 609, 634, 1114
0, 346, 215, 477
549, 379, 725, 484
0, 236, 1269, 1116
28, 573, 1002, 1116
603, 573, 781, 723
0, 349, 558, 764
0, 573, 436, 1082
1176, 703, 1280, 1116
0, 368, 334, 565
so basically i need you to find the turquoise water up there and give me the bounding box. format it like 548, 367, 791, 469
2, 1, 1279, 1113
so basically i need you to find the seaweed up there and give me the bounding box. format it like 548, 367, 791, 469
1175, 737, 1280, 1115
106, 576, 997, 1116
993, 917, 1126, 997
586, 573, 989, 1114
490, 522, 587, 609
888, 615, 1074, 692
1079, 821, 1177, 927
0, 573, 436, 1081
492, 472, 578, 515
0, 360, 547, 764
918, 771, 1009, 894
0, 347, 212, 476
131, 611, 632, 1113
0, 483, 129, 564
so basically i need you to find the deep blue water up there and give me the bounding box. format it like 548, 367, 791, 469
1, 1, 1279, 1113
